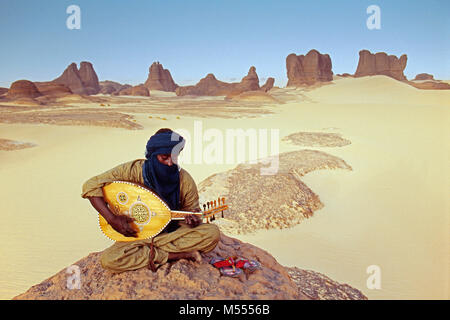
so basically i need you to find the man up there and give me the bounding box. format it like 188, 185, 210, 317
81, 128, 220, 272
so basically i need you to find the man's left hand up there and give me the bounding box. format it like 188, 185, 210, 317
185, 214, 202, 228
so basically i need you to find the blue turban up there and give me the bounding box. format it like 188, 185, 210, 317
142, 131, 186, 211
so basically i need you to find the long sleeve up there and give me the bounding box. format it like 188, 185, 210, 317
81, 160, 200, 213
179, 169, 201, 212
81, 159, 146, 198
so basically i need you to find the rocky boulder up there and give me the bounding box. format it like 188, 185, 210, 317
144, 62, 178, 92
354, 50, 407, 81
176, 73, 232, 96
260, 77, 275, 92
408, 80, 450, 90
118, 84, 150, 96
112, 84, 133, 96
52, 61, 100, 95
336, 73, 353, 78
7, 80, 42, 99
239, 66, 260, 91
13, 233, 366, 300
176, 67, 265, 96
413, 73, 434, 81
34, 82, 72, 97
99, 81, 129, 94
130, 84, 150, 96
286, 49, 333, 87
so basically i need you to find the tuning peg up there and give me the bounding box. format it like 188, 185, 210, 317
214, 200, 217, 207
222, 197, 225, 204
207, 202, 210, 209
217, 197, 221, 205
203, 204, 206, 211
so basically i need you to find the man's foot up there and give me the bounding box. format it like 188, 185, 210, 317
168, 251, 202, 262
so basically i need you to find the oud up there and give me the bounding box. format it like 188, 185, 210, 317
100, 181, 228, 241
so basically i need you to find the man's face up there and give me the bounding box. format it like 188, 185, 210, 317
156, 154, 174, 166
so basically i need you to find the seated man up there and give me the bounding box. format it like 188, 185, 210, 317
81, 128, 220, 273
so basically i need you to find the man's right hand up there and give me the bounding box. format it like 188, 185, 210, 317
108, 215, 138, 238
87, 196, 138, 238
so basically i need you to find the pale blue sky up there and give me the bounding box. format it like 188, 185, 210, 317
0, 0, 448, 88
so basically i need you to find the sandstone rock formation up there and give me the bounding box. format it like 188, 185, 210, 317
117, 84, 150, 96
13, 233, 366, 300
0, 87, 8, 96
282, 132, 351, 148
408, 80, 450, 90
52, 62, 100, 95
199, 150, 352, 235
7, 80, 42, 99
176, 73, 230, 96
336, 73, 353, 78
239, 66, 260, 91
354, 50, 407, 81
413, 73, 434, 81
34, 82, 72, 97
99, 81, 131, 94
286, 49, 333, 87
144, 62, 178, 92
130, 84, 150, 96
112, 84, 132, 96
287, 267, 367, 300
260, 77, 275, 92
176, 67, 266, 96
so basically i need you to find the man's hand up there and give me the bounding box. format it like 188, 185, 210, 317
88, 196, 138, 238
109, 215, 138, 237
185, 214, 202, 228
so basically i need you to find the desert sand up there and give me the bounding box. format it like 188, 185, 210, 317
0, 76, 448, 299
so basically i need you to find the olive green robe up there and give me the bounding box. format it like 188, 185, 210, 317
81, 159, 220, 272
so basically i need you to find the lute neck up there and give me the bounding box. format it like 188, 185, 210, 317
170, 210, 202, 220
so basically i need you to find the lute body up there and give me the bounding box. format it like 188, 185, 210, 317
100, 181, 227, 241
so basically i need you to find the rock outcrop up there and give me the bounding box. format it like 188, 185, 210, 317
354, 50, 407, 81
239, 66, 260, 91
286, 49, 333, 87
414, 73, 434, 81
336, 73, 353, 78
176, 73, 232, 96
199, 150, 352, 235
408, 80, 450, 90
117, 84, 150, 96
52, 62, 100, 95
176, 67, 266, 96
260, 77, 275, 92
13, 233, 366, 300
99, 81, 131, 94
34, 82, 73, 97
112, 84, 132, 96
0, 87, 8, 96
7, 80, 42, 99
144, 62, 178, 92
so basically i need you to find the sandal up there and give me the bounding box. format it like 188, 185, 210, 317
219, 266, 243, 277
210, 256, 235, 268
234, 258, 262, 272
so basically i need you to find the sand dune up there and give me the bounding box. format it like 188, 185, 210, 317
0, 75, 448, 299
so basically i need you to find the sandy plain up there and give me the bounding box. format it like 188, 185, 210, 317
0, 76, 448, 299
